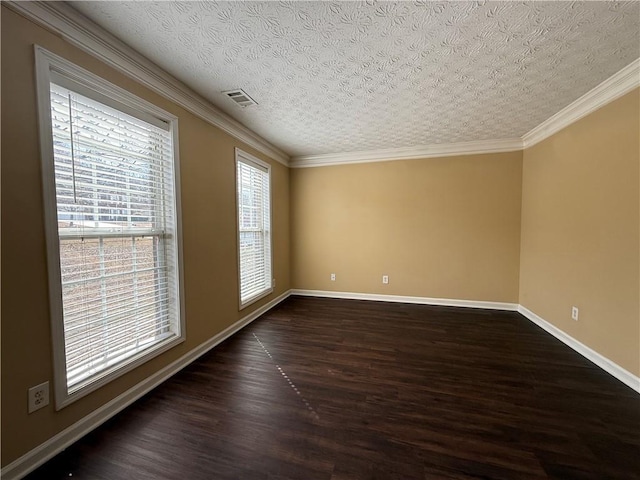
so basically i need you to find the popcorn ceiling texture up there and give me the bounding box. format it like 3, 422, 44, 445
73, 1, 639, 157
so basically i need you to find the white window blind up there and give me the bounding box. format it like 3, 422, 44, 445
236, 152, 272, 306
48, 80, 182, 395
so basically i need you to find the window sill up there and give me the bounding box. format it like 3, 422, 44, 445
55, 333, 185, 410
239, 287, 274, 311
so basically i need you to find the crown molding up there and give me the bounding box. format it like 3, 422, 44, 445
292, 58, 639, 168
522, 58, 640, 149
292, 56, 639, 168
5, 1, 638, 169
290, 138, 524, 168
5, 1, 290, 166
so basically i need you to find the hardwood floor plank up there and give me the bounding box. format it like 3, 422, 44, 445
24, 296, 640, 479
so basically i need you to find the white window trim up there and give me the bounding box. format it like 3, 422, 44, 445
235, 148, 273, 310
34, 45, 186, 410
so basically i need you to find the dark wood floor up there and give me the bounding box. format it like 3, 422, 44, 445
26, 296, 640, 479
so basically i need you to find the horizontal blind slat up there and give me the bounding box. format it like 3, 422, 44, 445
237, 159, 271, 304
65, 313, 172, 357
50, 80, 180, 392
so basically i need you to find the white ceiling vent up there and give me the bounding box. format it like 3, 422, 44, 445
223, 89, 258, 107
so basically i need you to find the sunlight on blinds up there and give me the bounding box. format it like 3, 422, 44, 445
50, 82, 179, 392
237, 157, 271, 305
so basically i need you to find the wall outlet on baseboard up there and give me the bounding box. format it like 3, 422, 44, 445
382, 275, 389, 284
330, 273, 336, 281
28, 381, 49, 413
571, 306, 579, 321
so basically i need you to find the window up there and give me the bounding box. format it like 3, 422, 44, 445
236, 149, 272, 308
35, 47, 184, 409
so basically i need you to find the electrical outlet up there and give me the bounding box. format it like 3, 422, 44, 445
28, 381, 49, 413
571, 306, 579, 321
382, 275, 389, 284
330, 273, 336, 281
272, 278, 276, 288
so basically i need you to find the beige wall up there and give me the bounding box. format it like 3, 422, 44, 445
1, 7, 290, 466
291, 153, 523, 303
2, 2, 639, 472
520, 89, 640, 376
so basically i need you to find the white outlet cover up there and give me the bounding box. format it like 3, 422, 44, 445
571, 306, 579, 321
382, 275, 389, 284
330, 273, 336, 281
28, 381, 50, 413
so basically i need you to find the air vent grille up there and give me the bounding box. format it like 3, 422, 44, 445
223, 89, 258, 107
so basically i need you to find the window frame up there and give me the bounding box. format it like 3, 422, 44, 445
34, 46, 186, 410
235, 148, 273, 310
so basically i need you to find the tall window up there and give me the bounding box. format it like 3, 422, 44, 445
236, 149, 272, 307
36, 47, 184, 408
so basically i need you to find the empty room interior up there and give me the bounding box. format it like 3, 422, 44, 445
1, 1, 639, 479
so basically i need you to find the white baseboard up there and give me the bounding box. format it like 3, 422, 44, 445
517, 305, 640, 394
4, 291, 638, 479
290, 289, 519, 311
0, 290, 292, 480
291, 290, 639, 393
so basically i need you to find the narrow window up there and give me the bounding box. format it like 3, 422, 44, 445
236, 149, 272, 308
36, 47, 185, 408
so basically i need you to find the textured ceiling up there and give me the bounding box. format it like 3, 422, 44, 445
71, 1, 639, 158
